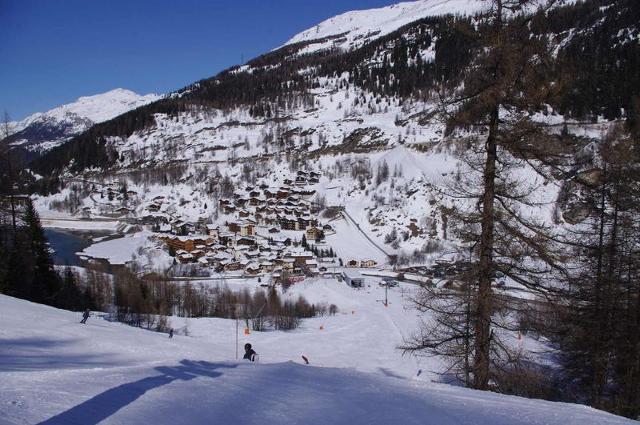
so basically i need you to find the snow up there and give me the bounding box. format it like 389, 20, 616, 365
10, 89, 160, 134
0, 293, 634, 425
40, 218, 121, 231
284, 0, 486, 53
325, 218, 388, 264
80, 231, 172, 270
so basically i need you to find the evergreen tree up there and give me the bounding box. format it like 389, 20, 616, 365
23, 198, 60, 304
54, 267, 84, 311
558, 125, 640, 416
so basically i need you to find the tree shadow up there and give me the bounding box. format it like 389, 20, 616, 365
38, 360, 237, 425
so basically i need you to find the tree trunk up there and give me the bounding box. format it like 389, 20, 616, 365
474, 106, 499, 390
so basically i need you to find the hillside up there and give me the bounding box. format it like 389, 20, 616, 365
0, 293, 634, 425
12, 0, 636, 279
27, 0, 640, 177
284, 0, 486, 54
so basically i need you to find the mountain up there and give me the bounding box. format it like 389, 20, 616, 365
5, 89, 160, 154
21, 0, 639, 259
30, 0, 640, 177
284, 0, 486, 54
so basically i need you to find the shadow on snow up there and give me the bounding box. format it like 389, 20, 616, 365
38, 360, 237, 425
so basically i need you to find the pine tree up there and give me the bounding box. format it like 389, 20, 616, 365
54, 267, 84, 311
406, 0, 567, 391
23, 198, 60, 304
558, 125, 640, 416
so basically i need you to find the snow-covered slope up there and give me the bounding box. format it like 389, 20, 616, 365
0, 294, 633, 425
7, 89, 160, 152
285, 0, 485, 53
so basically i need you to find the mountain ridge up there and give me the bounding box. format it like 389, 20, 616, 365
5, 88, 160, 154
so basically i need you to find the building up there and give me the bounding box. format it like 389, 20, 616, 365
346, 259, 359, 268
305, 226, 323, 241
342, 270, 364, 288
360, 259, 378, 268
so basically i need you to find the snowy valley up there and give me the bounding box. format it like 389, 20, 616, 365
2, 0, 640, 423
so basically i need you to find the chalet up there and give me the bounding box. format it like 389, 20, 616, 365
305, 259, 319, 275
295, 175, 307, 185
177, 252, 195, 264
286, 250, 314, 266
246, 250, 261, 259
246, 263, 261, 275
360, 259, 377, 268
297, 217, 310, 229
227, 221, 240, 233
278, 258, 295, 270
213, 252, 233, 262
191, 249, 205, 259
259, 244, 273, 252
114, 207, 134, 217
240, 223, 255, 237
224, 261, 242, 271
283, 179, 293, 185
260, 261, 275, 272
218, 232, 235, 247
305, 226, 323, 241
221, 204, 236, 214
162, 236, 215, 253
236, 236, 257, 247
238, 210, 251, 218
346, 259, 359, 268
280, 216, 298, 230
268, 227, 280, 233
206, 224, 219, 238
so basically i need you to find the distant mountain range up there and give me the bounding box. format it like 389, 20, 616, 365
5, 89, 159, 154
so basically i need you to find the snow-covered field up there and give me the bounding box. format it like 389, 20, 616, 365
0, 280, 634, 425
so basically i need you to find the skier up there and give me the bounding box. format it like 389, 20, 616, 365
169, 328, 174, 338
80, 309, 90, 324
243, 343, 257, 362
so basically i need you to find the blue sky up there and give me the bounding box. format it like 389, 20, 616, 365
1, 0, 399, 120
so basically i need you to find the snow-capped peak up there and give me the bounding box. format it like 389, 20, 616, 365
12, 88, 160, 133
5, 88, 161, 153
284, 0, 486, 53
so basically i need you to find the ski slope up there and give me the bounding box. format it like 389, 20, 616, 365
0, 288, 635, 425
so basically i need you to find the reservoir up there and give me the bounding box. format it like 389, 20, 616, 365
44, 228, 112, 266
